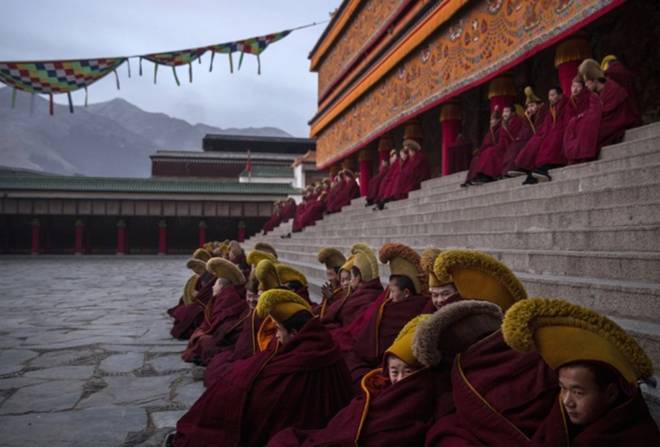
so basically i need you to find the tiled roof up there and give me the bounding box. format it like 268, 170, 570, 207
239, 165, 292, 178
0, 172, 298, 195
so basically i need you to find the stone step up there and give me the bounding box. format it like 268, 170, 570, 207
623, 121, 660, 142
263, 246, 660, 283
283, 225, 660, 253
304, 202, 660, 238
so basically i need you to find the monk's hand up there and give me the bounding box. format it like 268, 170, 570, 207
321, 282, 333, 300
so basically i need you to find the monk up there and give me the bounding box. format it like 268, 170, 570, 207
297, 188, 327, 230
203, 275, 261, 388
365, 158, 388, 206
170, 289, 353, 447
602, 54, 641, 120
324, 175, 343, 214
321, 244, 383, 330
328, 169, 360, 213
503, 298, 660, 446
425, 251, 558, 447
462, 108, 501, 186
170, 263, 216, 340
373, 149, 400, 210
262, 201, 282, 235
290, 188, 312, 234
227, 241, 251, 280
279, 197, 297, 224
181, 258, 248, 365
317, 247, 347, 318
392, 139, 431, 200
564, 58, 642, 163
514, 86, 568, 183
503, 87, 546, 177
343, 243, 429, 386
475, 105, 525, 180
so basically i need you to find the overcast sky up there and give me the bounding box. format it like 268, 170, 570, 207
0, 0, 341, 137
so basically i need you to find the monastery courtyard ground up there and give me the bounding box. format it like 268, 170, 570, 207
0, 256, 202, 447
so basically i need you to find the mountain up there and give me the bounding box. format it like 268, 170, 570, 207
0, 88, 291, 177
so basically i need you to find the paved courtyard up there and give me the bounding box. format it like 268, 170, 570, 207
0, 256, 203, 447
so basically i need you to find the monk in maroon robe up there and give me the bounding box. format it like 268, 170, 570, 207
297, 191, 326, 230
392, 140, 431, 200
603, 56, 641, 121
172, 291, 353, 447
463, 112, 500, 186
475, 106, 524, 179
365, 159, 388, 206
501, 96, 546, 177
181, 266, 248, 365
324, 176, 343, 214
329, 170, 359, 213
374, 150, 400, 208
321, 277, 383, 329
425, 331, 558, 446
170, 274, 216, 340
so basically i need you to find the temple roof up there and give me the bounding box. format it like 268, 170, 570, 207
202, 134, 315, 154
239, 165, 292, 178
150, 150, 298, 162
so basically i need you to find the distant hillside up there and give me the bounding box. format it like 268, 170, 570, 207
0, 88, 291, 177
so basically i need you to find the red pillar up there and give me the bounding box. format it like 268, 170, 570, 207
237, 221, 246, 242
31, 219, 40, 255
439, 101, 462, 176
116, 220, 126, 255
198, 221, 207, 247
555, 34, 592, 96
74, 219, 84, 255
358, 150, 372, 197
158, 220, 167, 255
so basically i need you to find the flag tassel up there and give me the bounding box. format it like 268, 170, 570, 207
229, 52, 234, 73
172, 66, 181, 86
257, 54, 261, 75
48, 93, 53, 116
84, 86, 88, 107
11, 88, 16, 109
154, 63, 158, 84
126, 58, 132, 78
209, 50, 215, 72
67, 91, 74, 113
188, 62, 193, 83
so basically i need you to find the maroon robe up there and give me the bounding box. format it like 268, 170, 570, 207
344, 293, 430, 385
377, 159, 400, 202
298, 196, 326, 230
500, 105, 547, 175
173, 318, 354, 447
203, 309, 263, 388
448, 136, 474, 174
425, 330, 558, 446
563, 91, 602, 164
181, 284, 248, 364
597, 78, 641, 147
393, 151, 431, 200
292, 198, 310, 232
170, 275, 216, 340
466, 125, 500, 182
605, 61, 641, 121
477, 115, 524, 178
366, 165, 388, 204
321, 278, 384, 329
269, 365, 454, 447
531, 390, 660, 446
280, 200, 297, 223
325, 183, 342, 213
533, 96, 572, 168
168, 271, 210, 317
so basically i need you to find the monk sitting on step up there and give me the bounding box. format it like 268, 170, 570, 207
503, 298, 660, 446
169, 289, 353, 447
316, 247, 347, 318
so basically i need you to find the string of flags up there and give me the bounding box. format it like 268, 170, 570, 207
0, 22, 323, 115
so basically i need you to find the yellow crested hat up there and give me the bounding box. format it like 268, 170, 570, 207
182, 273, 200, 305
601, 54, 617, 71
275, 264, 308, 287
192, 248, 212, 262
206, 257, 246, 285
524, 86, 542, 105
186, 258, 207, 275
385, 314, 430, 368
579, 58, 605, 82
379, 243, 425, 294
350, 243, 379, 282
420, 248, 443, 288
433, 249, 527, 310
254, 259, 281, 292
247, 249, 278, 267
202, 242, 215, 252
502, 298, 653, 384
318, 247, 346, 270
256, 289, 312, 323
340, 254, 355, 272
254, 242, 278, 259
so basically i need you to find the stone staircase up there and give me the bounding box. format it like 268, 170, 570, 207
244, 122, 660, 419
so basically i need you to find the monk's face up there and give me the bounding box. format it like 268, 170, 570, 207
275, 322, 295, 345
571, 80, 584, 97
558, 365, 619, 427
548, 88, 562, 105
585, 79, 597, 92
430, 284, 459, 309
489, 117, 499, 128
387, 355, 417, 385
325, 268, 339, 287
246, 290, 259, 310
388, 279, 411, 303
501, 107, 512, 122
340, 270, 351, 289
525, 102, 538, 117
399, 148, 408, 161
389, 152, 398, 164
349, 270, 361, 289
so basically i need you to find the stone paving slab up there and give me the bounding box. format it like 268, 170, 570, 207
0, 256, 199, 446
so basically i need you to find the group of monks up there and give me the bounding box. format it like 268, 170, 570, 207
464, 56, 641, 186
164, 238, 660, 446
262, 198, 297, 235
